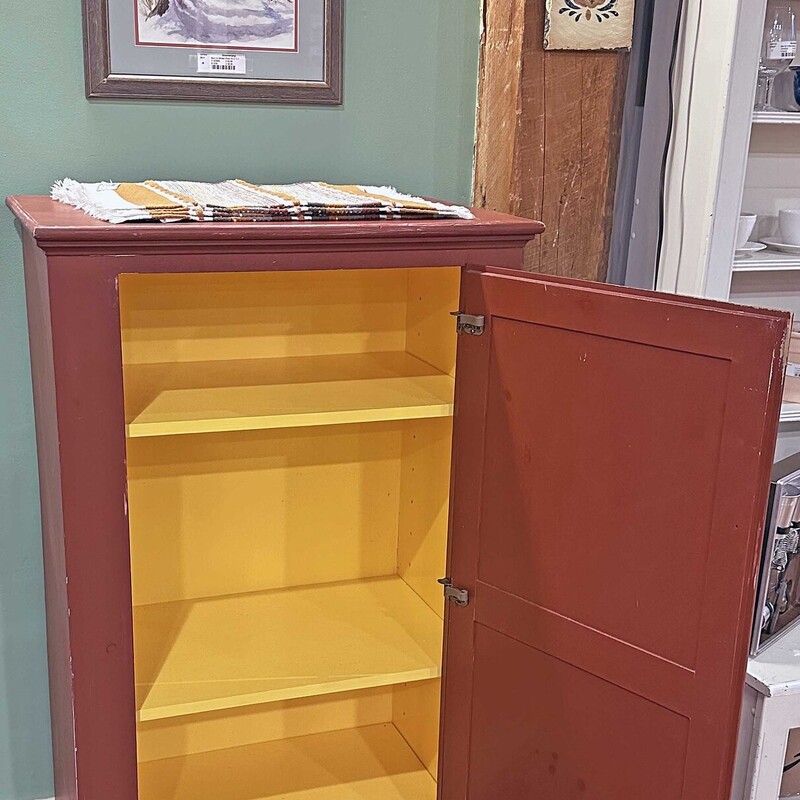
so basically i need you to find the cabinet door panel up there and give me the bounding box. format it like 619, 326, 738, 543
440, 270, 788, 800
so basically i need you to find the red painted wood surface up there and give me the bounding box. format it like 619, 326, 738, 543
6, 196, 540, 800
6, 195, 543, 257
440, 270, 789, 800
21, 235, 80, 800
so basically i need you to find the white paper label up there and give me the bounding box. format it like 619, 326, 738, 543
787, 362, 800, 378
770, 41, 797, 60
197, 54, 247, 75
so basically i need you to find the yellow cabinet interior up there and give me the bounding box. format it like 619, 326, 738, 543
119, 266, 460, 800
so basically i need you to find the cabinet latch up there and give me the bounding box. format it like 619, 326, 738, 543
451, 311, 485, 336
438, 577, 469, 607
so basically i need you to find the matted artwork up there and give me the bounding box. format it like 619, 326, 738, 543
83, 0, 342, 103
544, 0, 634, 51
135, 0, 298, 51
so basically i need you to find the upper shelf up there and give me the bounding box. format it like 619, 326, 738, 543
733, 250, 800, 273
125, 351, 455, 438
134, 575, 443, 721
752, 111, 800, 124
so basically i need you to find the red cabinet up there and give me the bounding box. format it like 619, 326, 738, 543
7, 195, 790, 800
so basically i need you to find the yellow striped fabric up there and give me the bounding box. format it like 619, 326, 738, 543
51, 179, 473, 223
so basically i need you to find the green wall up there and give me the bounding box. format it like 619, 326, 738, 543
0, 3, 480, 797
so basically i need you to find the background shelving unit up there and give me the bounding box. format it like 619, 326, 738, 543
724, 8, 800, 457
726, 12, 800, 794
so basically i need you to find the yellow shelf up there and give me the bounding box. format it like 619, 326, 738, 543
125, 351, 454, 438
135, 577, 443, 722
138, 723, 436, 800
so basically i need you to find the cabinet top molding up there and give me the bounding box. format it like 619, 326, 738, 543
6, 195, 544, 256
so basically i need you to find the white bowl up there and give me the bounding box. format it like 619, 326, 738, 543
780, 209, 800, 246
736, 214, 757, 249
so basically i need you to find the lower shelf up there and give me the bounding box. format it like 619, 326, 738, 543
138, 723, 437, 800
135, 576, 443, 721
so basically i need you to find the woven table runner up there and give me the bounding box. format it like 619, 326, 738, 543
51, 179, 473, 223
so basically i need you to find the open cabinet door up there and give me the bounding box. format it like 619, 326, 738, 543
440, 269, 789, 800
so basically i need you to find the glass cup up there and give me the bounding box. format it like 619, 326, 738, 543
756, 5, 797, 112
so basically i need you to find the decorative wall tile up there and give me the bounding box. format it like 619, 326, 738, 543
544, 0, 634, 51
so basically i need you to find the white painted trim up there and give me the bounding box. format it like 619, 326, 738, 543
702, 0, 766, 300
657, 0, 765, 299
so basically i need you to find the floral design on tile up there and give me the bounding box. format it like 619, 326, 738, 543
544, 0, 632, 50
559, 0, 620, 23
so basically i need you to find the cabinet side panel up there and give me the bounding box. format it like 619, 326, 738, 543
21, 235, 77, 800
405, 267, 460, 376
393, 679, 441, 780
398, 268, 458, 615
397, 419, 451, 617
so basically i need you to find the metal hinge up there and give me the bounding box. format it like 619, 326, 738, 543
438, 577, 469, 607
451, 311, 485, 336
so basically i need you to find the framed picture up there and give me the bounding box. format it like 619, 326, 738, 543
82, 0, 342, 104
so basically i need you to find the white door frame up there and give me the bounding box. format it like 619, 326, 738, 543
656, 0, 766, 300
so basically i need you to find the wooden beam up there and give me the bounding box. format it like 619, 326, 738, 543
474, 0, 629, 282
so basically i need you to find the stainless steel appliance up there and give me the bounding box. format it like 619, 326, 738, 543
752, 452, 800, 655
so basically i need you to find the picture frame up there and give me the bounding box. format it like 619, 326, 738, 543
82, 0, 342, 104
